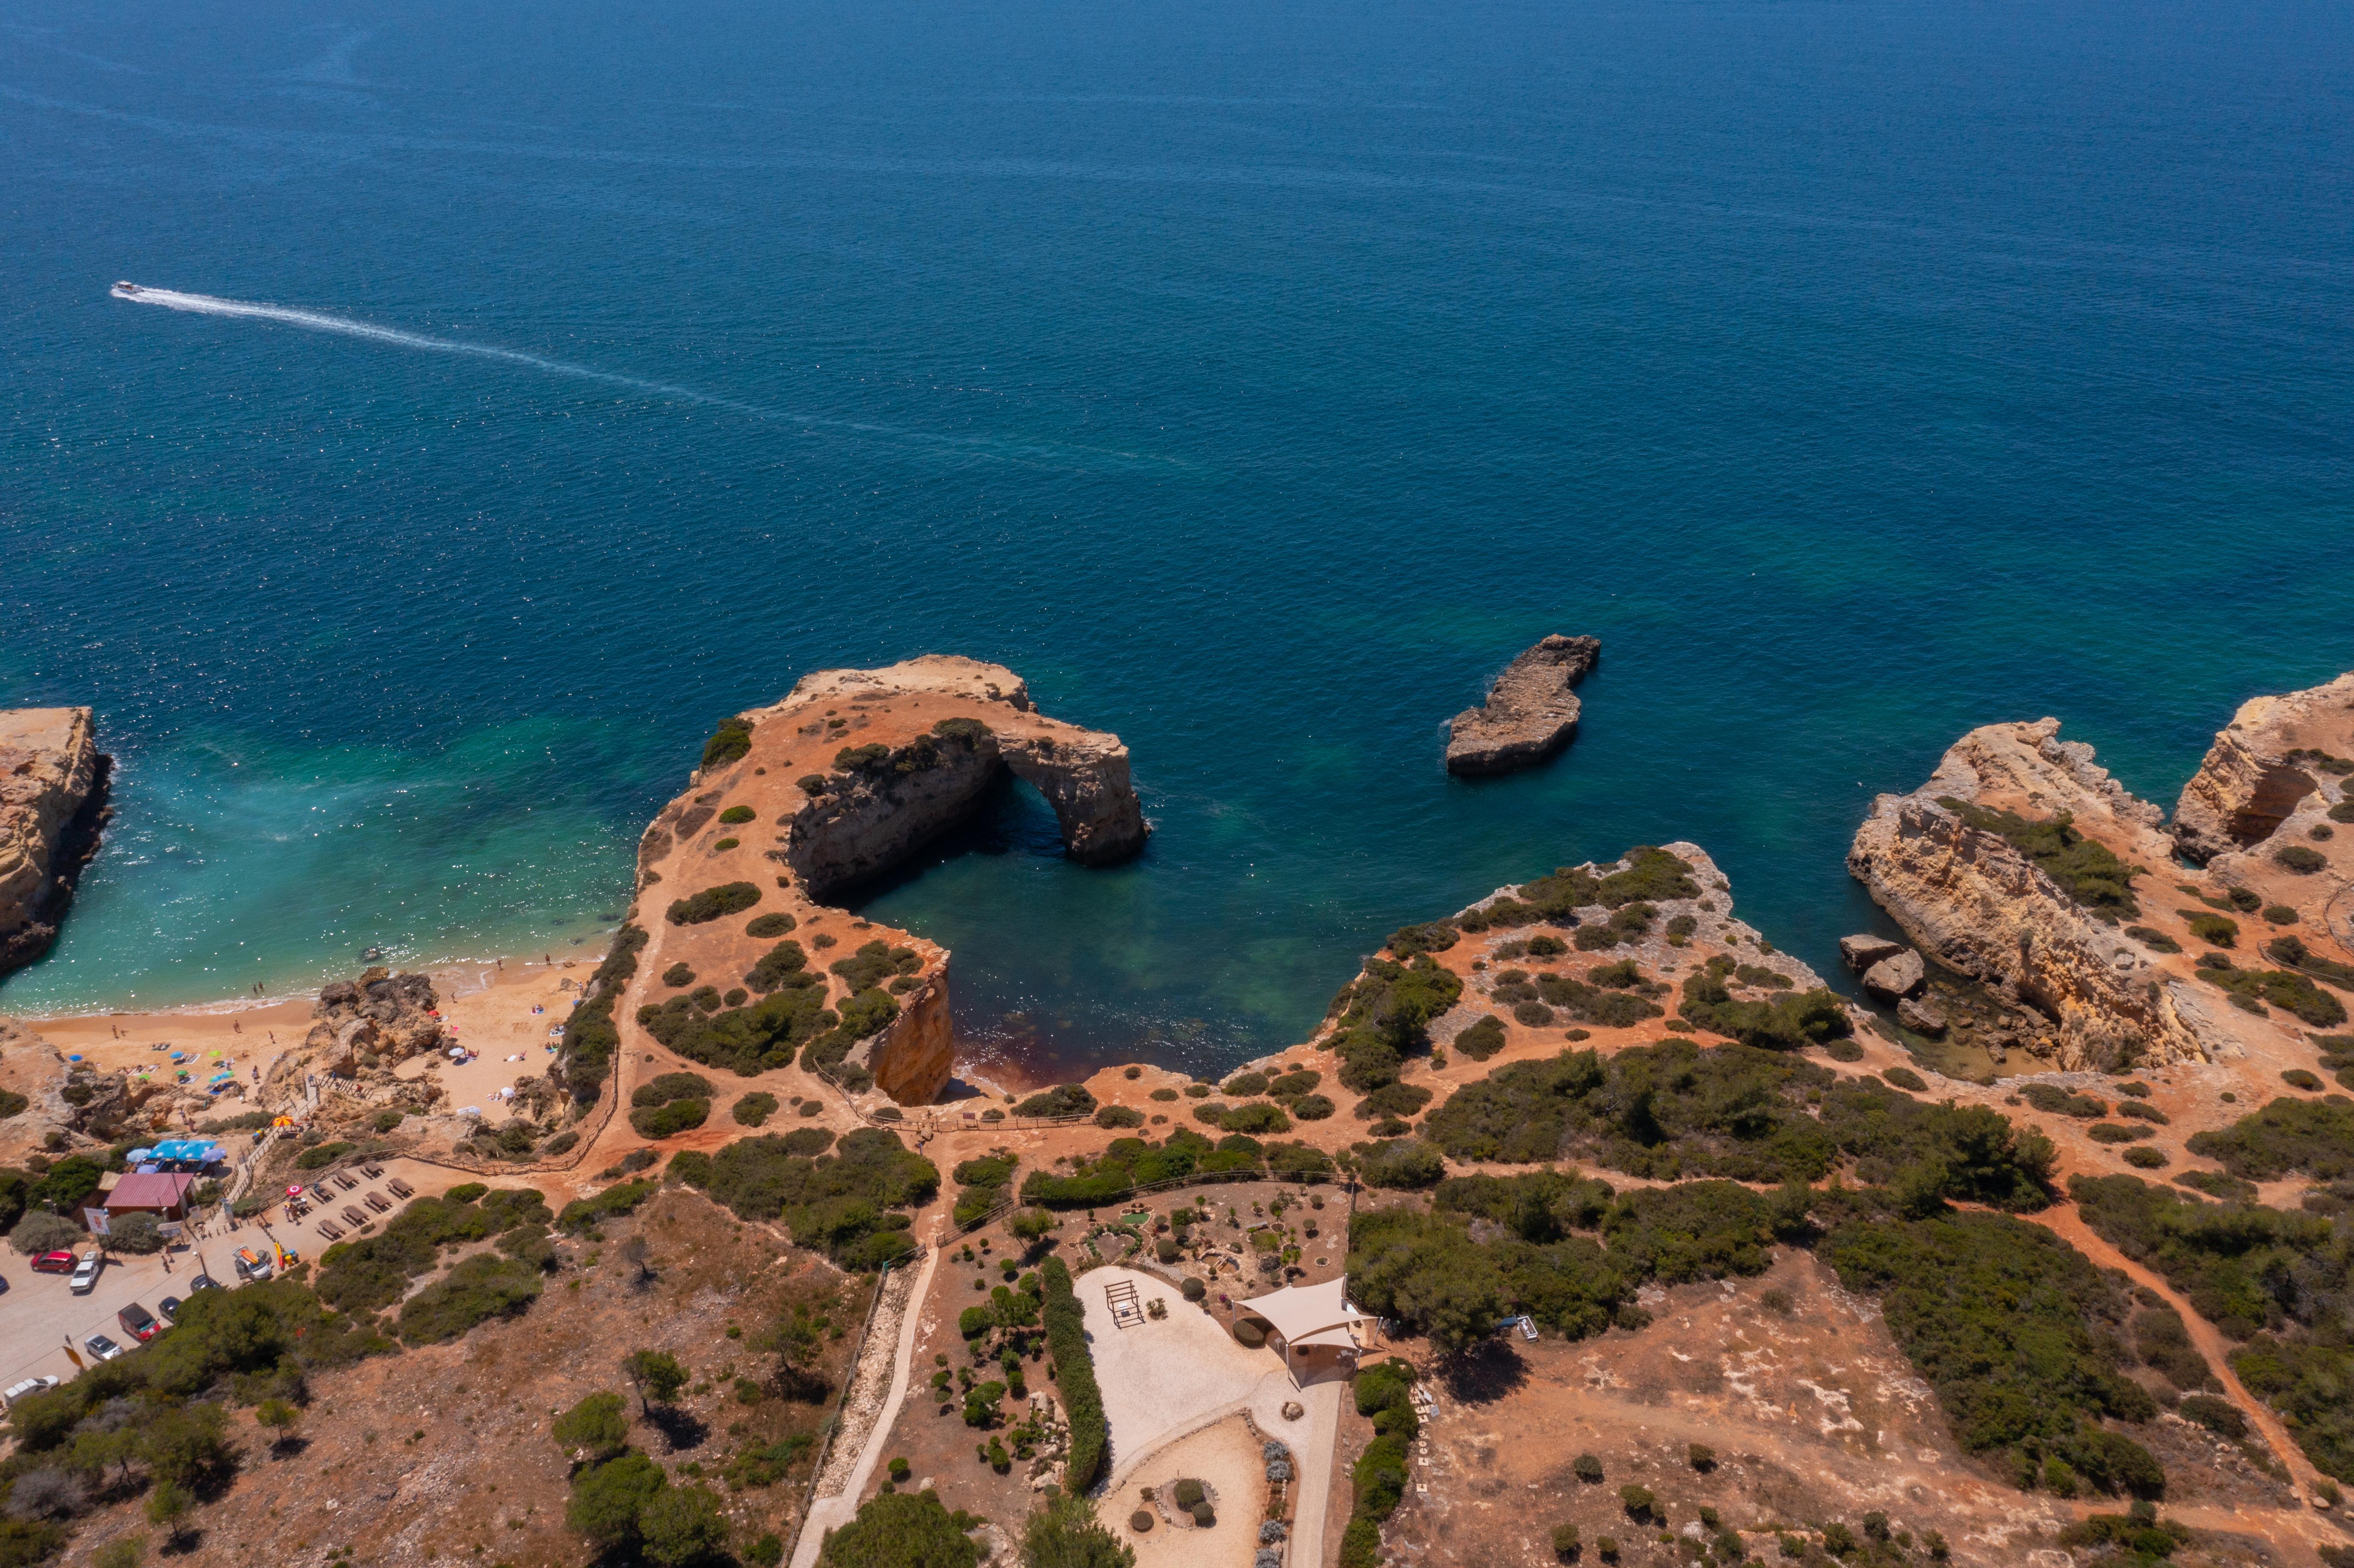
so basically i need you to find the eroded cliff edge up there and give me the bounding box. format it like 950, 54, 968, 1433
2172, 669, 2354, 864
0, 708, 112, 978
609, 657, 1148, 1107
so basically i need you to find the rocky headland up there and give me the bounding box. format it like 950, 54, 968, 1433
1444, 633, 1599, 776
1849, 673, 2354, 1074
596, 656, 1151, 1110
0, 706, 111, 977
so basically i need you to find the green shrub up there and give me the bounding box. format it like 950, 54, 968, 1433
662, 962, 695, 988
733, 1092, 780, 1127
1824, 1210, 2163, 1494
2193, 958, 2346, 1026
713, 837, 740, 850
2125, 925, 2183, 953
2179, 910, 2239, 948
398, 1252, 543, 1344
1040, 1257, 1107, 1490
2264, 934, 2354, 987
1015, 1085, 1098, 1119
719, 805, 755, 825
2275, 845, 2326, 874
560, 924, 648, 1102
2186, 1098, 2354, 1181
743, 938, 813, 995
1291, 1094, 1336, 1121
747, 912, 798, 938
667, 881, 762, 925
1356, 1139, 1446, 1190
1220, 1103, 1292, 1135
1233, 1319, 1266, 1348
1094, 1105, 1144, 1130
1388, 921, 1459, 958
2123, 1146, 2167, 1169
295, 1141, 356, 1171
816, 1490, 981, 1568
633, 1071, 714, 1107
2284, 1069, 2324, 1092
670, 1128, 934, 1266
1678, 971, 1850, 1050
701, 717, 754, 769
1941, 800, 2140, 918
2087, 1123, 2150, 1144
1323, 955, 1465, 1092
2021, 1084, 2109, 1118
1883, 1066, 1927, 1092
630, 1098, 710, 1139
1455, 1017, 1507, 1061
557, 1179, 657, 1232
1223, 1072, 1270, 1098
2333, 800, 2354, 824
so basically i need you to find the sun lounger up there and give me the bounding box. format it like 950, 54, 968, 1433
363, 1192, 391, 1213
341, 1206, 367, 1227
387, 1178, 415, 1199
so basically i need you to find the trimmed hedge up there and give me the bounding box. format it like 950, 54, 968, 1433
1041, 1257, 1107, 1490
668, 882, 762, 925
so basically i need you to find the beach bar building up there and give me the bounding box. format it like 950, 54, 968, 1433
103, 1171, 198, 1223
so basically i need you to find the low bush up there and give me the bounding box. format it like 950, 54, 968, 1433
1015, 1085, 1098, 1120
1291, 1094, 1336, 1121
557, 1179, 657, 1232
1353, 1082, 1433, 1121
719, 804, 755, 824
1224, 1072, 1270, 1098
630, 1098, 710, 1138
2275, 845, 2326, 874
1094, 1105, 1145, 1130
1454, 1017, 1507, 1061
1354, 1139, 1446, 1189
671, 1128, 935, 1267
1220, 1103, 1292, 1135
2265, 934, 2354, 988
1233, 1319, 1267, 1348
2124, 1146, 2167, 1169
701, 717, 754, 769
662, 962, 694, 988
1824, 1210, 2163, 1496
747, 912, 798, 938
560, 924, 648, 1102
667, 882, 762, 925
2086, 1122, 2151, 1144
398, 1252, 544, 1344
2186, 1097, 2354, 1182
1322, 955, 1465, 1093
1940, 800, 2140, 919
2284, 1069, 2324, 1092
2179, 911, 2239, 948
633, 1071, 714, 1107
2125, 925, 2183, 953
2193, 958, 2347, 1027
1883, 1066, 1927, 1092
1268, 1069, 1322, 1098
734, 1092, 779, 1127
295, 1141, 356, 1171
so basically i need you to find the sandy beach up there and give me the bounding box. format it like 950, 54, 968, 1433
22, 951, 603, 1115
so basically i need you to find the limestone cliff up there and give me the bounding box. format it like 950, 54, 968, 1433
1848, 720, 2211, 1071
0, 708, 112, 977
1445, 635, 1600, 777
620, 656, 1149, 1108
2172, 670, 2354, 864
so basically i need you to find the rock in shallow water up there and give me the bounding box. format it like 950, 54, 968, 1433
1839, 933, 1904, 970
1862, 949, 1925, 999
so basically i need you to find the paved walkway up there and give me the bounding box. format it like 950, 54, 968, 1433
790, 1244, 939, 1568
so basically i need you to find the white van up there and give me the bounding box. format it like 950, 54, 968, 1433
1, 1376, 59, 1409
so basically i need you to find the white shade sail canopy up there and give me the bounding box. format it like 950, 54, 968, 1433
1240, 1278, 1370, 1347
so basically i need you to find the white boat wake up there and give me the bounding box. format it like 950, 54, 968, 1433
109, 280, 768, 418
107, 280, 1182, 468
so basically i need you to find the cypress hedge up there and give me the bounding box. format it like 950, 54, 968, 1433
1040, 1257, 1107, 1491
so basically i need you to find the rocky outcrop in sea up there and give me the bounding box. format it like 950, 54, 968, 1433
1445, 635, 1600, 777
0, 707, 112, 978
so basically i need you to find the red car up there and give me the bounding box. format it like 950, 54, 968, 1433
117, 1303, 160, 1343
29, 1252, 75, 1276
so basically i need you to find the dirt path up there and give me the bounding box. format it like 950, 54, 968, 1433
2023, 1205, 2322, 1507
790, 1246, 936, 1568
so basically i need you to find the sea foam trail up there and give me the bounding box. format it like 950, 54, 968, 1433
111, 281, 772, 418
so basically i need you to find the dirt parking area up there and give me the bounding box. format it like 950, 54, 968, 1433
1123, 1415, 1269, 1568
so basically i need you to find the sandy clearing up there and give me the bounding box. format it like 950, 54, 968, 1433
1081, 1264, 1287, 1488
1121, 1416, 1268, 1568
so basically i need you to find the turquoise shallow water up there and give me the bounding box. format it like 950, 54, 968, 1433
3, 0, 2351, 1080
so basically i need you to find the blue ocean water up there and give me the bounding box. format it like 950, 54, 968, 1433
3, 0, 2350, 1081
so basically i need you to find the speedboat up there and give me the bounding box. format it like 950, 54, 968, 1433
112, 281, 140, 297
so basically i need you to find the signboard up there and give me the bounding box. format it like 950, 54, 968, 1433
83, 1208, 110, 1236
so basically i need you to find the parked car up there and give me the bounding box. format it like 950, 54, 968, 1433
157, 1295, 184, 1325
186, 1272, 219, 1294
30, 1251, 75, 1276
232, 1247, 272, 1282
118, 1303, 160, 1343
82, 1334, 124, 1362
1, 1377, 59, 1409
68, 1253, 103, 1295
